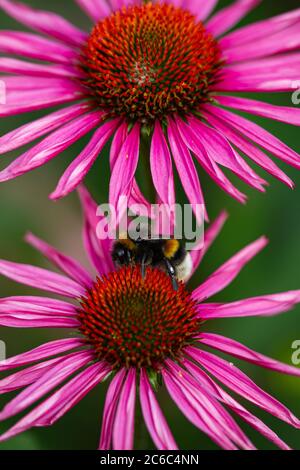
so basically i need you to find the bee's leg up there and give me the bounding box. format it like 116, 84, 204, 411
164, 259, 178, 291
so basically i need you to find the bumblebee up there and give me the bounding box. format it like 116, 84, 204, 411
111, 235, 192, 290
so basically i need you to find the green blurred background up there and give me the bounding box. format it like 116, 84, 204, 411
0, 0, 300, 450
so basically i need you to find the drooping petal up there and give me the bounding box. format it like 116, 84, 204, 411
0, 57, 83, 78
0, 362, 110, 442
113, 368, 136, 450
0, 351, 93, 421
150, 120, 175, 208
0, 31, 78, 63
109, 123, 140, 214
2, 75, 80, 91
203, 105, 300, 170
25, 233, 93, 288
183, 358, 291, 450
166, 360, 255, 450
0, 358, 62, 394
203, 110, 294, 188
187, 347, 300, 429
75, 0, 111, 21
78, 185, 114, 277
0, 260, 85, 298
206, 0, 261, 37
192, 236, 268, 302
140, 369, 178, 450
167, 117, 207, 223
199, 333, 300, 378
190, 210, 228, 276
216, 95, 300, 126
0, 111, 104, 182
51, 118, 120, 200
199, 291, 300, 320
99, 369, 126, 450
0, 338, 84, 372
176, 116, 247, 203
0, 103, 90, 155
186, 115, 266, 191
0, 0, 87, 46
162, 367, 238, 449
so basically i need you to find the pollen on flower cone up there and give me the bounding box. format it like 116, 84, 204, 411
81, 3, 221, 122
78, 265, 200, 368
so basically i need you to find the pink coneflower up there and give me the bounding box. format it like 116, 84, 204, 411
0, 0, 300, 210
0, 187, 300, 450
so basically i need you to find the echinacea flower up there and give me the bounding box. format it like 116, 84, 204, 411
0, 187, 300, 450
0, 0, 300, 212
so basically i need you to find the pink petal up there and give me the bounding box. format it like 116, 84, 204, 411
167, 117, 207, 223
200, 333, 300, 378
2, 75, 80, 91
222, 22, 300, 63
176, 116, 247, 203
0, 102, 90, 154
109, 122, 150, 218
215, 75, 300, 93
192, 236, 268, 302
186, 115, 266, 191
187, 347, 300, 429
50, 118, 120, 200
109, 123, 140, 213
0, 314, 79, 328
203, 110, 294, 188
0, 111, 104, 182
0, 0, 87, 46
199, 291, 300, 320
0, 351, 93, 421
0, 362, 110, 442
99, 369, 126, 450
0, 57, 83, 78
0, 296, 78, 328
221, 7, 300, 49
216, 95, 300, 126
166, 360, 255, 450
190, 210, 228, 276
75, 0, 111, 21
183, 358, 291, 450
140, 369, 178, 450
109, 121, 128, 169
162, 367, 238, 450
0, 259, 85, 298
25, 232, 93, 288
0, 31, 78, 64
112, 368, 136, 450
0, 338, 84, 372
0, 357, 62, 394
78, 185, 114, 276
203, 104, 300, 170
184, 0, 218, 22
0, 87, 82, 117
224, 53, 300, 76
206, 0, 261, 37
0, 296, 77, 317
150, 120, 175, 208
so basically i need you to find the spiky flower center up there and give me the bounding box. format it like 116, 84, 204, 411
81, 2, 221, 123
78, 265, 200, 369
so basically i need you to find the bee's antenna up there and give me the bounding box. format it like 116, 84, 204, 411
164, 259, 178, 291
